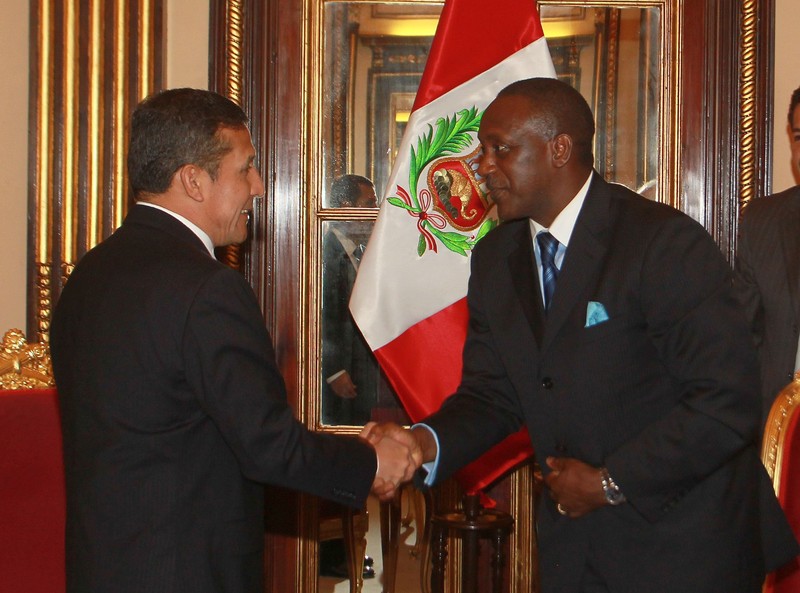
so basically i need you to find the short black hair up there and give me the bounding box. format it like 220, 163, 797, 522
127, 88, 249, 198
790, 86, 800, 124
497, 77, 595, 168
330, 174, 374, 207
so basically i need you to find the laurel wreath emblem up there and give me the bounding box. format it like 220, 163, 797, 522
386, 107, 497, 257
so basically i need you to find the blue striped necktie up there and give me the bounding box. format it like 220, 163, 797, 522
537, 231, 560, 311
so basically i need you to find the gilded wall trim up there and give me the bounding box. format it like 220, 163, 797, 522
738, 0, 758, 210
225, 0, 244, 105
29, 0, 163, 342
215, 0, 245, 271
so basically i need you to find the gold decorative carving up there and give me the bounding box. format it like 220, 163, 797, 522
0, 329, 55, 390
30, 0, 163, 342
225, 0, 244, 105
738, 0, 757, 210
34, 264, 52, 343
217, 0, 245, 271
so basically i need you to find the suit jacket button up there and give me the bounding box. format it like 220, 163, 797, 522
541, 377, 553, 389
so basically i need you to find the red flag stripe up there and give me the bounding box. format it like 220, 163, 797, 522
374, 300, 467, 422
413, 0, 544, 110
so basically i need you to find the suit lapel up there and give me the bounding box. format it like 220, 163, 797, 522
507, 223, 545, 345
541, 173, 611, 352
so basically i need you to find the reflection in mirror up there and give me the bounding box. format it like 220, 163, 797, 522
321, 217, 378, 426
322, 3, 662, 209
320, 207, 410, 426
541, 4, 661, 198
322, 2, 442, 208
589, 6, 661, 198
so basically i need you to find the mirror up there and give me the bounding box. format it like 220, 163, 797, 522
321, 2, 442, 205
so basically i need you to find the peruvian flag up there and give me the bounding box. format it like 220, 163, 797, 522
350, 0, 555, 493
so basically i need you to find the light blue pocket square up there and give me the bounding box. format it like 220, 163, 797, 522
585, 301, 609, 327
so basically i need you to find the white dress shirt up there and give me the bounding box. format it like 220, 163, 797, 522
138, 201, 216, 259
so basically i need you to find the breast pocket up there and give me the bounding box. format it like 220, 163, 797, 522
581, 312, 630, 344
572, 311, 651, 403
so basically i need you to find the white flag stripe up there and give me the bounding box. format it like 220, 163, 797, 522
351, 38, 555, 350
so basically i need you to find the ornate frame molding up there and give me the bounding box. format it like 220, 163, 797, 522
737, 0, 771, 212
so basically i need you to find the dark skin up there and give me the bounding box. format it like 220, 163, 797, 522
364, 93, 618, 517
476, 94, 583, 226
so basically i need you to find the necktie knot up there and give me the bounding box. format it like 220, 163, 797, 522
537, 231, 560, 311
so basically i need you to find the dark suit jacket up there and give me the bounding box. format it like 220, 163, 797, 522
50, 205, 376, 593
321, 222, 378, 424
735, 186, 800, 422
423, 173, 797, 593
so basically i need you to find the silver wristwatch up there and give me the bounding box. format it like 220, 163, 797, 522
600, 466, 626, 505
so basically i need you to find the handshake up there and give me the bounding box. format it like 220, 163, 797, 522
359, 421, 437, 500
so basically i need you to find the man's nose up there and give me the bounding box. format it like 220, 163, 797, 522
476, 152, 494, 177
252, 170, 266, 197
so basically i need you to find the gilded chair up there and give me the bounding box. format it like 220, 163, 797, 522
0, 328, 53, 389
761, 372, 800, 593
318, 500, 370, 593
0, 328, 64, 593
380, 482, 429, 593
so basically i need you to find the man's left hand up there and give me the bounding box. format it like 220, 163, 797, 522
544, 456, 609, 518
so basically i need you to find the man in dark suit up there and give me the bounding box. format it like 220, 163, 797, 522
735, 86, 800, 424
322, 174, 379, 425
50, 88, 419, 593
367, 78, 798, 592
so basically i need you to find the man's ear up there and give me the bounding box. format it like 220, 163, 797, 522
551, 134, 573, 168
178, 164, 205, 202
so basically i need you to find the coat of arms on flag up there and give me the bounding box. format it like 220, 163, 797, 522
387, 107, 495, 256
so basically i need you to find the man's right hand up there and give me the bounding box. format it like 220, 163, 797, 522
329, 371, 357, 399
360, 422, 423, 500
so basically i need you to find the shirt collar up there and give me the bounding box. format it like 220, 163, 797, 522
529, 172, 593, 246
138, 201, 216, 258
330, 226, 359, 268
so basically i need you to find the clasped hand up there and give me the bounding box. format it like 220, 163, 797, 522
360, 422, 422, 500
544, 456, 608, 518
